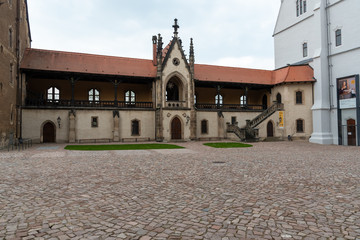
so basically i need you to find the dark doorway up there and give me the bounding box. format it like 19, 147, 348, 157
267, 121, 274, 137
166, 81, 179, 101
276, 93, 282, 104
171, 117, 182, 140
262, 95, 268, 110
43, 122, 55, 143
347, 119, 356, 146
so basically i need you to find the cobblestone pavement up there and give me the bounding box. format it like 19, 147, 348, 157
0, 141, 360, 240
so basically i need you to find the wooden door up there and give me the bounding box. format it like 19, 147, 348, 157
347, 119, 356, 146
267, 121, 274, 137
171, 117, 182, 140
262, 95, 267, 110
43, 122, 55, 143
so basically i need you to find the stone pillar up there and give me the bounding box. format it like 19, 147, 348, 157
113, 111, 120, 142
68, 111, 76, 143
217, 111, 225, 139
190, 110, 197, 140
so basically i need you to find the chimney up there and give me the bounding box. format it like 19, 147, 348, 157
152, 35, 157, 66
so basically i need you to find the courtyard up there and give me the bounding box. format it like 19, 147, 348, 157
0, 141, 359, 240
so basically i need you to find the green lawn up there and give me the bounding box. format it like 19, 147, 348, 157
64, 143, 184, 151
203, 142, 253, 148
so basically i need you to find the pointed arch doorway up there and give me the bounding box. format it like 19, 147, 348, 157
267, 121, 274, 137
43, 122, 55, 143
171, 117, 182, 140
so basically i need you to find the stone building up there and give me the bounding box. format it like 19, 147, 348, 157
274, 0, 360, 146
20, 20, 314, 143
0, 0, 31, 148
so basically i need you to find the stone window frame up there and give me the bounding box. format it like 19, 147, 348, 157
9, 26, 13, 49
296, 119, 304, 133
91, 116, 98, 128
131, 119, 141, 136
295, 90, 303, 104
201, 119, 208, 135
9, 62, 14, 85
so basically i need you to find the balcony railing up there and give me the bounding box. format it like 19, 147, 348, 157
25, 98, 153, 109
195, 103, 264, 111
165, 101, 186, 108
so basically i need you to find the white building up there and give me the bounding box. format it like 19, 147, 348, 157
273, 0, 360, 146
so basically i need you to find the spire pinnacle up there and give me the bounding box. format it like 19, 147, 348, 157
172, 18, 179, 37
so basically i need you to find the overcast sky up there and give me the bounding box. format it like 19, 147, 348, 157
27, 0, 281, 70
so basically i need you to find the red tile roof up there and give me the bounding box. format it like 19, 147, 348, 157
20, 48, 157, 78
21, 48, 314, 85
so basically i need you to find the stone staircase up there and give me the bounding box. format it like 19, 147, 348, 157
227, 102, 283, 141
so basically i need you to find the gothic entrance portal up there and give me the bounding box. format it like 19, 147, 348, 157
171, 117, 182, 140
347, 119, 356, 146
267, 121, 274, 137
43, 122, 55, 143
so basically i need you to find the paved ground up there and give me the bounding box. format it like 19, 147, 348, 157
0, 141, 359, 240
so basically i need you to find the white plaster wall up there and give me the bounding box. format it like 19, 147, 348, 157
196, 112, 219, 138
119, 111, 155, 139
22, 109, 69, 143
75, 110, 113, 140
162, 110, 191, 141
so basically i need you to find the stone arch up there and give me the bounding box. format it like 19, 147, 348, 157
170, 115, 183, 140
164, 72, 188, 104
40, 120, 56, 143
267, 120, 274, 137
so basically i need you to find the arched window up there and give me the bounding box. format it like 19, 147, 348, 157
89, 89, 100, 102
194, 94, 197, 104
215, 94, 223, 106
47, 87, 60, 102
296, 119, 304, 133
166, 81, 179, 101
296, 91, 303, 104
276, 93, 282, 104
9, 27, 13, 48
131, 119, 140, 136
201, 120, 208, 134
125, 90, 136, 104
240, 95, 247, 106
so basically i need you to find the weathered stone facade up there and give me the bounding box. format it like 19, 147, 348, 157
0, 0, 31, 148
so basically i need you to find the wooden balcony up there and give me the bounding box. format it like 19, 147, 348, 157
25, 98, 153, 109
195, 103, 264, 111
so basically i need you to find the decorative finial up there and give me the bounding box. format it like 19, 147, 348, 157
190, 38, 194, 56
172, 18, 179, 37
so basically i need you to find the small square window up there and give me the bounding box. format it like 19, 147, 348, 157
91, 117, 98, 127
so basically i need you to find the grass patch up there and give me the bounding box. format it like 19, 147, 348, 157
64, 143, 184, 151
203, 142, 253, 148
